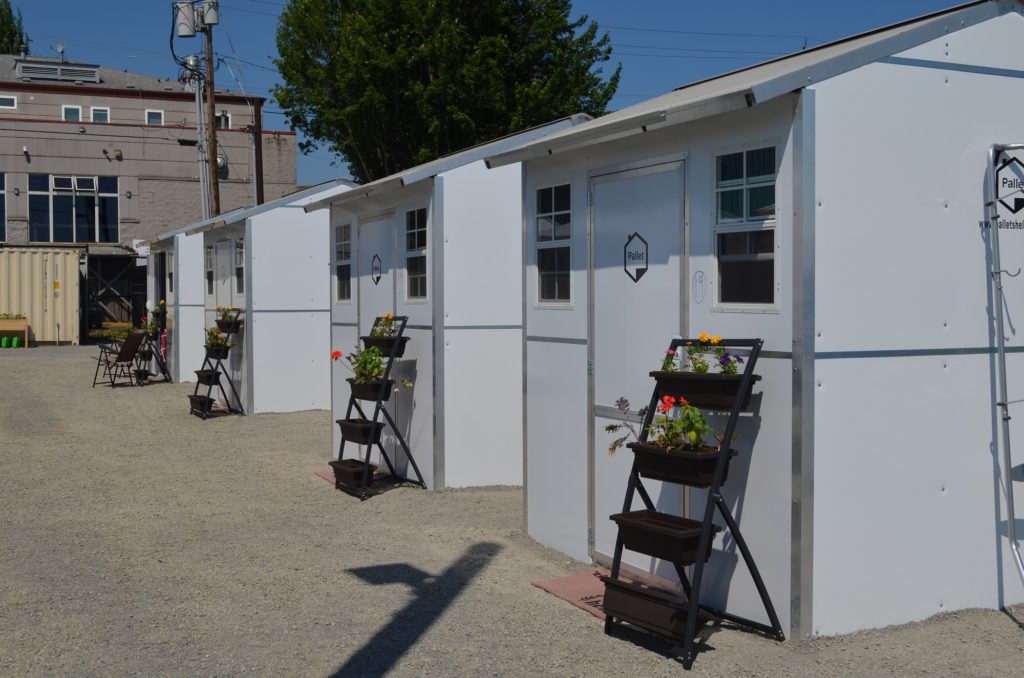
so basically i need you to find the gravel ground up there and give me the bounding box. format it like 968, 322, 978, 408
1, 345, 1023, 677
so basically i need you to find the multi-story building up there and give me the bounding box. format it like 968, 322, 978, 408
0, 54, 296, 335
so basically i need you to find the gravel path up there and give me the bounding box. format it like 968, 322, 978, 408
1, 346, 1022, 676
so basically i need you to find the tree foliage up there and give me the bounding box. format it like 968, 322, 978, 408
0, 0, 28, 55
274, 0, 620, 182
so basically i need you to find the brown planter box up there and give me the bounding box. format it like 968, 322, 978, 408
329, 458, 378, 488
216, 318, 242, 334
650, 371, 761, 411
360, 335, 409, 358
195, 369, 221, 386
347, 378, 393, 402
337, 418, 384, 445
0, 318, 29, 347
135, 368, 151, 383
205, 345, 231, 361
610, 510, 719, 564
627, 441, 734, 488
188, 394, 214, 415
600, 576, 712, 640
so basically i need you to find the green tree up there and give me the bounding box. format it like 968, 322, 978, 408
274, 0, 620, 182
0, 0, 28, 55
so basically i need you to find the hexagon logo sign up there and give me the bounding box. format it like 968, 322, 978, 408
997, 156, 1024, 215
371, 254, 382, 285
624, 232, 648, 283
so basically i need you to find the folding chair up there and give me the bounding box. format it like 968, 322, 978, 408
92, 330, 147, 387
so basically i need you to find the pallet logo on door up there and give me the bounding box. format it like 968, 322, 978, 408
623, 232, 648, 283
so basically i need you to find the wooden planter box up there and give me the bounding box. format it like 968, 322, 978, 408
360, 335, 409, 358
0, 318, 29, 348
650, 371, 761, 410
336, 418, 384, 445
627, 441, 735, 489
600, 576, 713, 641
347, 378, 393, 402
610, 510, 719, 565
329, 458, 378, 489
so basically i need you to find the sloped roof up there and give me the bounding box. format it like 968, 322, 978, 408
486, 0, 1012, 167
302, 114, 592, 213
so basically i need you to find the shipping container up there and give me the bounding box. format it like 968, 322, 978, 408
0, 247, 80, 344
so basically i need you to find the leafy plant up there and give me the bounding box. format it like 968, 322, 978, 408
205, 326, 233, 349
660, 347, 678, 372
370, 312, 397, 337
605, 397, 649, 455
0, 311, 26, 320
713, 347, 744, 375
332, 346, 384, 383
215, 304, 236, 320
606, 395, 716, 454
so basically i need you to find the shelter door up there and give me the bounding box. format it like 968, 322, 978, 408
358, 214, 395, 332
591, 161, 683, 566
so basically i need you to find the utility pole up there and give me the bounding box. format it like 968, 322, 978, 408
202, 5, 220, 215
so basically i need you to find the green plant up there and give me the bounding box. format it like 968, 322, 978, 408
333, 346, 384, 383
204, 326, 233, 349
660, 347, 678, 372
605, 397, 649, 455
369, 312, 397, 337
0, 312, 26, 320
606, 395, 716, 454
215, 304, 236, 320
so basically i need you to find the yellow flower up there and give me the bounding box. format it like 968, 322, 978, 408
710, 335, 721, 345
698, 332, 710, 342
227, 306, 233, 312
385, 312, 393, 320
159, 299, 165, 306
216, 304, 222, 311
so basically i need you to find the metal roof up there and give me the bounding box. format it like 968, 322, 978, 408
179, 178, 359, 237
302, 114, 592, 213
486, 0, 1012, 167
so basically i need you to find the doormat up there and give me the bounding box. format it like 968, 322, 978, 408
532, 568, 610, 620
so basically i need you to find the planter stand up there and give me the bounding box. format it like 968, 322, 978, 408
601, 337, 784, 669
135, 332, 172, 385
332, 314, 426, 499
189, 321, 243, 419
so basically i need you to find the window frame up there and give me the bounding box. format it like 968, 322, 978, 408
145, 109, 164, 126
61, 105, 81, 122
214, 111, 232, 129
404, 207, 428, 302
534, 182, 573, 305
712, 144, 779, 311
0, 94, 16, 109
0, 173, 5, 243
205, 245, 214, 296
234, 237, 245, 295
90, 106, 110, 123
167, 251, 174, 296
27, 173, 119, 244
335, 223, 352, 303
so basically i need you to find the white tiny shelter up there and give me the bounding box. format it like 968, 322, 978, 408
486, 0, 1024, 638
183, 179, 356, 413
305, 116, 590, 489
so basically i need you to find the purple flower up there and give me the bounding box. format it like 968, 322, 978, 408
718, 353, 731, 366
736, 355, 744, 364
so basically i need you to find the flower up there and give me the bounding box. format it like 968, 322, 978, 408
698, 332, 710, 342
159, 299, 165, 306
216, 304, 222, 311
710, 335, 721, 345
331, 350, 343, 361
658, 395, 677, 413
665, 348, 675, 356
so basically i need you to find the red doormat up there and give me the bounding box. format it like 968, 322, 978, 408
314, 469, 335, 484
532, 568, 611, 620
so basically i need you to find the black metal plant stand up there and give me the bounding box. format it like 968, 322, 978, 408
330, 315, 426, 499
601, 337, 784, 670
189, 314, 244, 419
136, 332, 172, 384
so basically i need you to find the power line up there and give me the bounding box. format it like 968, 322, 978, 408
615, 52, 778, 61
604, 24, 825, 43
218, 2, 281, 18
613, 43, 786, 56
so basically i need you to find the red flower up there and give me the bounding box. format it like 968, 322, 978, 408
658, 395, 676, 413
330, 350, 343, 361
677, 396, 689, 407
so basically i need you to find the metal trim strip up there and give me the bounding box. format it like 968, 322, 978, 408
815, 346, 1024, 359
525, 335, 587, 345
431, 177, 446, 491
443, 324, 522, 330
880, 56, 1024, 80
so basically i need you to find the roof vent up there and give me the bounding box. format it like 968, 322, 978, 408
15, 59, 100, 83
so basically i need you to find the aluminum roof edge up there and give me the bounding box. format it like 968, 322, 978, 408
485, 0, 1009, 167
303, 114, 593, 213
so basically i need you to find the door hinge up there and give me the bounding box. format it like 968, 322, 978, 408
587, 190, 593, 207
587, 359, 594, 376
587, 527, 595, 546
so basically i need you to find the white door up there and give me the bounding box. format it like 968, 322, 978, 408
358, 214, 394, 332
591, 161, 684, 568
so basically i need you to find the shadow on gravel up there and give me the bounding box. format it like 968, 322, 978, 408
332, 541, 502, 677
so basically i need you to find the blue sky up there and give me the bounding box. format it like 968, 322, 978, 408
15, 0, 958, 186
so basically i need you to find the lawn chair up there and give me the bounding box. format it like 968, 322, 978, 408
92, 330, 147, 387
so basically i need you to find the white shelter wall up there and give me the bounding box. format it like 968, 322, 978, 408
251, 311, 330, 412
174, 232, 206, 382
249, 209, 329, 312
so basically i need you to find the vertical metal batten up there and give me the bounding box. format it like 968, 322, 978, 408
521, 164, 530, 536
244, 219, 255, 415
432, 178, 446, 491
791, 88, 816, 638
987, 142, 1024, 587
586, 178, 597, 557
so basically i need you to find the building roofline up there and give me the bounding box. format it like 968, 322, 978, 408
0, 79, 264, 105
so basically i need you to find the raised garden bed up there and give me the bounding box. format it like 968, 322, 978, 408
328, 458, 378, 488
205, 345, 231, 361
627, 441, 735, 488
610, 509, 719, 564
216, 318, 243, 334
188, 394, 215, 415
600, 576, 714, 640
347, 378, 393, 402
360, 335, 409, 358
337, 418, 384, 445
649, 371, 761, 411
195, 369, 221, 386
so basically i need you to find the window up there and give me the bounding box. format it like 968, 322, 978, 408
167, 252, 174, 294
0, 174, 5, 242
145, 109, 164, 126
91, 107, 109, 123
214, 111, 231, 129
536, 184, 571, 302
62, 105, 81, 122
205, 246, 214, 295
715, 146, 777, 305
0, 95, 16, 109
28, 174, 119, 243
335, 223, 352, 302
405, 208, 427, 299
234, 238, 244, 294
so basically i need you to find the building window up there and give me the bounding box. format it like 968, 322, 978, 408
234, 237, 244, 295
0, 95, 16, 109
536, 184, 571, 302
62, 105, 81, 122
91, 107, 109, 123
0, 174, 5, 242
214, 111, 231, 129
335, 223, 351, 302
28, 174, 118, 243
167, 252, 174, 294
715, 146, 776, 305
145, 109, 164, 126
405, 207, 427, 300
205, 246, 214, 295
